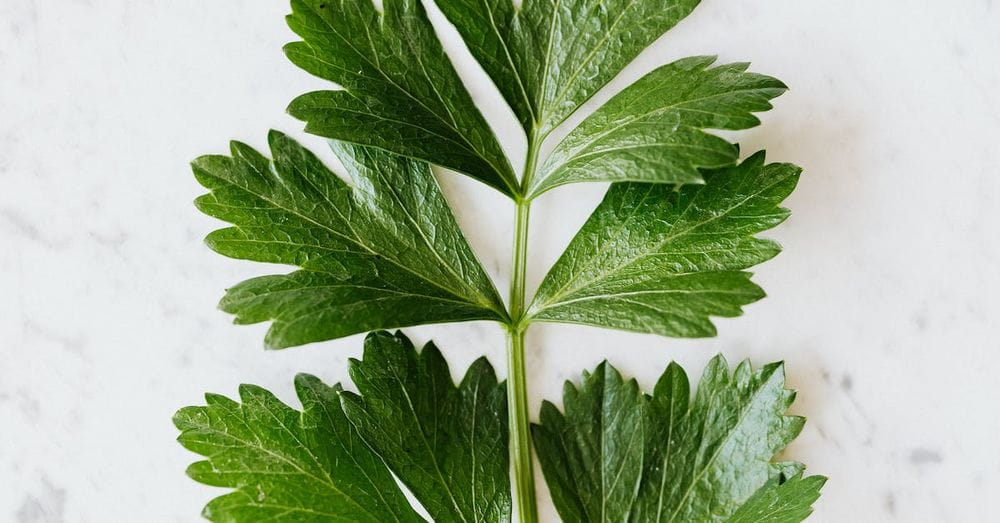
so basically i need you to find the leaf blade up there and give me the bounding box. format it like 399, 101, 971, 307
533, 357, 824, 523
725, 475, 827, 523
173, 377, 424, 523
284, 0, 517, 195
527, 152, 800, 337
193, 131, 506, 348
434, 0, 700, 135
341, 331, 511, 523
531, 363, 646, 522
528, 56, 788, 197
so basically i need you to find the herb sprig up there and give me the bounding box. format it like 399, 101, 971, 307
177, 0, 825, 520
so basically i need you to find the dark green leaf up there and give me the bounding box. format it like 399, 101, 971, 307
192, 131, 506, 348
532, 356, 825, 522
526, 152, 800, 337
174, 330, 511, 522
433, 0, 699, 136
284, 0, 518, 195
341, 331, 511, 523
531, 363, 646, 522
173, 375, 423, 522
528, 56, 787, 197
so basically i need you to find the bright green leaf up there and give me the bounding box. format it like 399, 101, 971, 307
527, 56, 787, 197
341, 331, 511, 523
726, 475, 827, 523
433, 0, 699, 136
526, 152, 800, 337
284, 0, 518, 196
192, 131, 506, 348
173, 375, 424, 522
532, 356, 825, 522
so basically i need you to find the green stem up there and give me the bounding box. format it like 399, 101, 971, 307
509, 200, 532, 324
507, 200, 536, 523
507, 132, 542, 523
506, 323, 535, 523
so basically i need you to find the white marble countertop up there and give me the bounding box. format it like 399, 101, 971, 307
2, 0, 998, 521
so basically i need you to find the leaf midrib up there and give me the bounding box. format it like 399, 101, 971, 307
539, 0, 645, 133
371, 158, 501, 311
598, 378, 643, 522
537, 83, 780, 190
482, 0, 535, 123
308, 389, 414, 523
383, 361, 473, 523
653, 394, 683, 521
207, 164, 492, 313
226, 280, 491, 310
301, 1, 515, 191
193, 405, 381, 521
541, 285, 759, 310
530, 172, 788, 314
665, 369, 780, 523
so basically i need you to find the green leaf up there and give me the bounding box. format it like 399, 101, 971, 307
526, 152, 800, 337
284, 0, 518, 196
527, 56, 787, 197
174, 330, 511, 522
433, 0, 700, 136
192, 131, 506, 348
726, 475, 827, 523
173, 374, 424, 522
341, 331, 511, 523
531, 363, 646, 522
532, 356, 825, 522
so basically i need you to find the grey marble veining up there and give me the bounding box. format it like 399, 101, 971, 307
2, 0, 999, 521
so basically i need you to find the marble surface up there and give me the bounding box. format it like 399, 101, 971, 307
2, 0, 999, 521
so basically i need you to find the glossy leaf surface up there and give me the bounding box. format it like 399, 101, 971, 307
175, 330, 511, 522
434, 0, 700, 136
528, 56, 787, 197
174, 375, 423, 522
285, 0, 518, 195
532, 356, 825, 522
527, 152, 800, 337
192, 132, 506, 348
342, 331, 511, 523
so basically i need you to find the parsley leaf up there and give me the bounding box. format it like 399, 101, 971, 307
192, 131, 506, 348
341, 331, 510, 523
173, 374, 423, 522
526, 152, 800, 337
532, 356, 825, 522
433, 0, 699, 136
174, 330, 510, 522
527, 56, 787, 197
284, 0, 518, 196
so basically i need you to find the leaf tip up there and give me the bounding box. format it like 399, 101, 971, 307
171, 405, 201, 431
237, 383, 263, 400
293, 372, 321, 390
743, 149, 767, 166
263, 328, 292, 350
707, 352, 730, 370
267, 129, 288, 145
281, 39, 305, 57
467, 355, 499, 382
